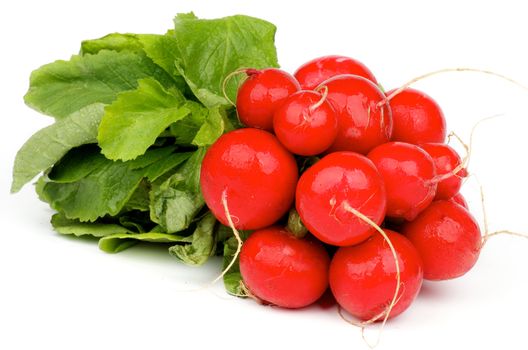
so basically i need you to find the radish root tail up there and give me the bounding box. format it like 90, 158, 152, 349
432, 114, 504, 184
211, 189, 244, 285
221, 68, 253, 107
341, 202, 401, 348
310, 85, 329, 112
377, 67, 528, 109
338, 289, 405, 349
238, 280, 264, 304
477, 182, 528, 247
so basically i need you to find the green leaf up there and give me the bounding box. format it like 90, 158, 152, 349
99, 230, 192, 253
169, 104, 229, 147
51, 213, 131, 238
169, 101, 209, 145
99, 239, 138, 253
121, 180, 151, 212
35, 175, 49, 203
42, 145, 192, 222
286, 208, 308, 238
11, 103, 105, 193
48, 145, 178, 184
41, 145, 143, 221
173, 12, 198, 24
169, 212, 216, 266
223, 272, 245, 296
80, 33, 145, 55
118, 212, 153, 233
171, 13, 279, 107
42, 159, 145, 222
222, 229, 251, 295
47, 144, 107, 183
98, 78, 190, 161
126, 146, 176, 170
139, 34, 183, 80
149, 148, 206, 233
24, 50, 175, 119
192, 106, 229, 146
143, 152, 192, 182
81, 33, 188, 92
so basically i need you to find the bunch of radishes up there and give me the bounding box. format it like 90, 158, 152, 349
200, 56, 481, 321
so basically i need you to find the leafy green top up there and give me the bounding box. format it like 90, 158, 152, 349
13, 12, 279, 292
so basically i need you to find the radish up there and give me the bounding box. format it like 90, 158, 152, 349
380, 68, 528, 145
401, 200, 481, 280
294, 55, 377, 90
420, 142, 468, 200
330, 230, 423, 320
385, 88, 446, 144
320, 74, 392, 154
200, 128, 298, 230
450, 192, 469, 209
273, 89, 337, 156
296, 151, 387, 246
235, 68, 300, 131
367, 141, 437, 221
239, 226, 330, 308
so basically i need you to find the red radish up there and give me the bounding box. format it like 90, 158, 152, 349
317, 289, 337, 309
450, 192, 469, 209
200, 128, 298, 230
239, 226, 330, 308
367, 142, 437, 221
273, 89, 338, 156
321, 75, 392, 154
330, 230, 423, 320
401, 200, 481, 280
420, 143, 468, 200
296, 152, 387, 246
236, 68, 300, 131
294, 55, 377, 90
386, 88, 446, 144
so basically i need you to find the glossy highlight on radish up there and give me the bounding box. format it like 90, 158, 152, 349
236, 68, 300, 131
294, 55, 377, 90
368, 142, 437, 221
330, 230, 423, 320
420, 143, 468, 200
402, 200, 481, 280
200, 128, 298, 230
321, 74, 392, 154
239, 226, 330, 308
387, 88, 446, 144
296, 151, 387, 246
273, 90, 338, 156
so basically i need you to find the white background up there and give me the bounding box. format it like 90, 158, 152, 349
2, 1, 528, 349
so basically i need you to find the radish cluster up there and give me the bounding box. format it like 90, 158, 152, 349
200, 55, 480, 320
